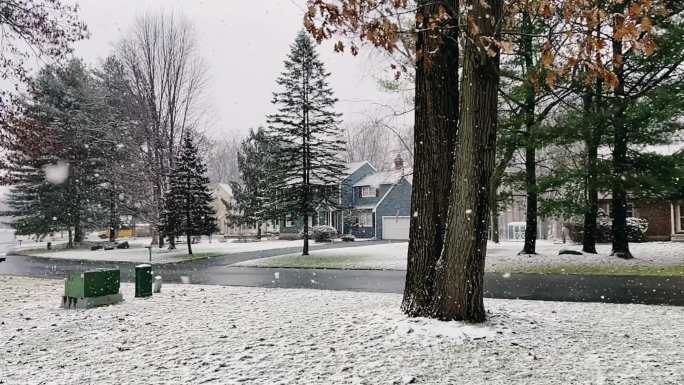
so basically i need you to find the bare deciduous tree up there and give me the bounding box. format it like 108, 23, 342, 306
206, 137, 241, 184
344, 115, 414, 170
116, 11, 208, 247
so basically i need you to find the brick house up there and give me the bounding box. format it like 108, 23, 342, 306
597, 193, 680, 241
497, 194, 680, 242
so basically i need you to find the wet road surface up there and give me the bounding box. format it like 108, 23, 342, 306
1, 245, 683, 306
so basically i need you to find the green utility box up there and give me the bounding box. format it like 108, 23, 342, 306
62, 268, 123, 309
135, 264, 153, 298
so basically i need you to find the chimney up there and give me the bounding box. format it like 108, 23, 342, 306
394, 153, 404, 171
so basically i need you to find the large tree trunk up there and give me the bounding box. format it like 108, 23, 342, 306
582, 87, 598, 254
186, 204, 193, 255
67, 227, 73, 249
74, 213, 84, 244
491, 207, 500, 243
522, 144, 537, 254
109, 188, 118, 243
157, 182, 165, 249
302, 213, 309, 255
401, 0, 459, 317
429, 0, 502, 322
521, 10, 537, 255
610, 23, 632, 259
489, 143, 515, 245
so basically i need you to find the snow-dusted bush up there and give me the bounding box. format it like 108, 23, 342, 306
566, 215, 649, 243
626, 217, 649, 242
279, 232, 302, 240
312, 225, 337, 242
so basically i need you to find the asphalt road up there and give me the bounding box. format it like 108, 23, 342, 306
2, 243, 683, 306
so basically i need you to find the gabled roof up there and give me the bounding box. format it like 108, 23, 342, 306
353, 169, 412, 187
344, 161, 376, 179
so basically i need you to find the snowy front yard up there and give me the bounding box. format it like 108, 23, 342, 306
236, 240, 684, 275
11, 238, 330, 264
1, 276, 682, 384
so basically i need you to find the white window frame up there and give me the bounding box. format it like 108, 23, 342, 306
357, 212, 373, 227
360, 186, 374, 198
285, 214, 293, 227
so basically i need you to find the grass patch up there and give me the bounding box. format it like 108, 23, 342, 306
502, 264, 684, 277
186, 252, 223, 260
260, 255, 370, 269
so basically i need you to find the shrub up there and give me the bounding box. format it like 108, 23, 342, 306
341, 234, 355, 242
565, 215, 649, 243
278, 232, 302, 240
626, 217, 649, 242
312, 225, 337, 242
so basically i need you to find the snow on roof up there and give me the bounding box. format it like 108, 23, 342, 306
344, 161, 375, 178
354, 169, 412, 187
353, 204, 377, 210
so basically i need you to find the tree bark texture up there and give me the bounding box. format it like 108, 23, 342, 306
401, 0, 459, 317
491, 208, 500, 243
610, 25, 632, 259
429, 0, 502, 322
521, 11, 538, 255
109, 188, 118, 243
489, 143, 515, 244
582, 87, 599, 254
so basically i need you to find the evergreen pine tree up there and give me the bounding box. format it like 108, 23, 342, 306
266, 31, 346, 256
92, 55, 143, 242
161, 132, 217, 255
229, 127, 273, 239
1, 59, 109, 247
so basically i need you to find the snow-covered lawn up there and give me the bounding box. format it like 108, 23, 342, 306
1, 276, 682, 384
12, 238, 328, 264
237, 242, 410, 270
236, 240, 684, 275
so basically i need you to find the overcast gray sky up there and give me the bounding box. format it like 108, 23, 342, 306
72, 0, 409, 139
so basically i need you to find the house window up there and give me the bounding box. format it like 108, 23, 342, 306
361, 186, 374, 198
285, 214, 293, 227
626, 203, 635, 218
357, 212, 373, 227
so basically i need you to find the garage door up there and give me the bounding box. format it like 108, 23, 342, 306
382, 216, 410, 240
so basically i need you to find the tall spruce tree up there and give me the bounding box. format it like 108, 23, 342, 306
229, 127, 272, 239
267, 31, 345, 256
2, 59, 108, 247
161, 133, 217, 255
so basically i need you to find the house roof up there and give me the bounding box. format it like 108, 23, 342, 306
344, 161, 375, 179
353, 169, 412, 187
353, 204, 377, 210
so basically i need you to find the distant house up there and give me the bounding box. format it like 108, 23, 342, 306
279, 155, 413, 240
496, 138, 684, 242
498, 193, 682, 242
211, 183, 276, 237
596, 193, 681, 242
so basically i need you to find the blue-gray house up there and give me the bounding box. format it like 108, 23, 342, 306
278, 156, 412, 240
